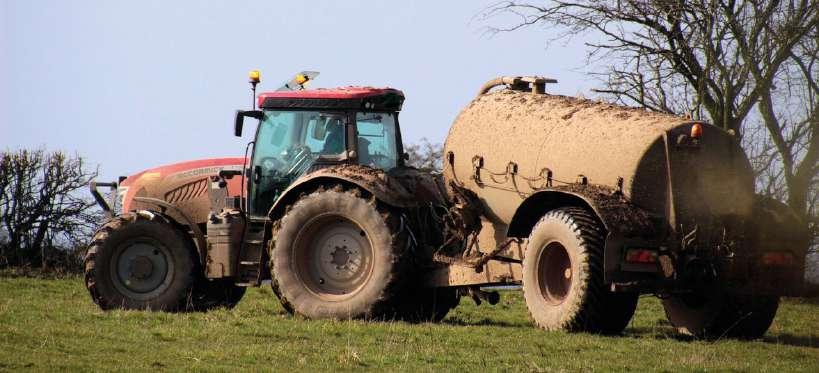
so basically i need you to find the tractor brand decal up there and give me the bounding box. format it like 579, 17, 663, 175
169, 165, 243, 181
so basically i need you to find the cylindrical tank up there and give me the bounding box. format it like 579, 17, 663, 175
443, 86, 755, 234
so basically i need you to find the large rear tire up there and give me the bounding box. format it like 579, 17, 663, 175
270, 188, 409, 319
522, 207, 638, 334
662, 293, 779, 339
84, 212, 198, 311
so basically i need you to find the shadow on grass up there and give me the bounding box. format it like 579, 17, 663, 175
441, 316, 525, 328
762, 333, 819, 348
625, 326, 819, 348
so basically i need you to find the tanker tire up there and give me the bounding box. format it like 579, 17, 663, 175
191, 279, 247, 311
84, 212, 198, 311
522, 207, 638, 334
662, 293, 779, 339
394, 287, 460, 323
270, 188, 409, 320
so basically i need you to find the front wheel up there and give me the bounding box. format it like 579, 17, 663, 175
270, 188, 409, 319
522, 207, 638, 334
84, 212, 198, 311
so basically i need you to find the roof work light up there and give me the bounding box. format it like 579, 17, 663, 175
249, 70, 261, 84
295, 73, 309, 85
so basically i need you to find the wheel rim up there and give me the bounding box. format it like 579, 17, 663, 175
110, 238, 174, 300
537, 241, 572, 305
293, 214, 374, 301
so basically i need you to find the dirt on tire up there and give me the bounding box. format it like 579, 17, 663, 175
522, 207, 638, 334
270, 187, 411, 319
84, 212, 199, 311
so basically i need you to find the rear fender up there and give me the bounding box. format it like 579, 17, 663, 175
506, 185, 663, 283
267, 165, 419, 221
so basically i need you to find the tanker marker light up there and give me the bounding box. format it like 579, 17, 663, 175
249, 70, 261, 109
691, 122, 703, 139
625, 248, 658, 264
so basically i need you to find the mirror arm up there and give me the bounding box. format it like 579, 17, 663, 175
234, 110, 263, 137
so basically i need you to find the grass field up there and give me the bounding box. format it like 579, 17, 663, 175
0, 275, 817, 372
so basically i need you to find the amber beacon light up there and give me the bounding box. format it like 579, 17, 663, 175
691, 122, 703, 139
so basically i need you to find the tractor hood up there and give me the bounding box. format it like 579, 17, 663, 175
118, 158, 246, 224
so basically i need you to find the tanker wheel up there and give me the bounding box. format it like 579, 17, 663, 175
84, 212, 198, 311
394, 287, 461, 323
662, 292, 779, 339
271, 188, 408, 319
191, 279, 247, 311
522, 207, 638, 334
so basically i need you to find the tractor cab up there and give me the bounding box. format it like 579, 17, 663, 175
235, 78, 406, 217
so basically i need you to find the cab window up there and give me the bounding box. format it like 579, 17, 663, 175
355, 112, 398, 170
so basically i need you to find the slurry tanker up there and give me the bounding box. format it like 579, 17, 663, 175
86, 74, 809, 339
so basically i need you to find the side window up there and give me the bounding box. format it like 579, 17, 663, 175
256, 112, 294, 160
356, 112, 398, 170
304, 114, 346, 155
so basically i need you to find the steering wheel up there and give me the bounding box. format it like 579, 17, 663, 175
284, 146, 315, 176
258, 157, 285, 177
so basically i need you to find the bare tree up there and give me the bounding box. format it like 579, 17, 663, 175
0, 149, 100, 269
483, 0, 819, 226
405, 138, 444, 171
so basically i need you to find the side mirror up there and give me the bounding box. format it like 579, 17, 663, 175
234, 110, 263, 137
218, 169, 242, 180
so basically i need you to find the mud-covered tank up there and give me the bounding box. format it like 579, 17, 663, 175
444, 81, 756, 240
440, 77, 808, 338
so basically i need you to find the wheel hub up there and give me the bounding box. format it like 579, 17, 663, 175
330, 246, 352, 269
130, 256, 154, 279
295, 216, 374, 300
538, 241, 573, 305
318, 232, 364, 282
113, 241, 171, 296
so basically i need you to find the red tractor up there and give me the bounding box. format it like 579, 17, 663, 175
86, 72, 458, 318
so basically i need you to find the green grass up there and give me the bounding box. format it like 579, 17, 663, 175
0, 276, 817, 372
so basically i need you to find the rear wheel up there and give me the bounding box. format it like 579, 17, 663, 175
270, 188, 408, 319
662, 292, 779, 339
84, 212, 198, 311
522, 207, 638, 334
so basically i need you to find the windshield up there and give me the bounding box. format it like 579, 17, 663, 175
249, 110, 346, 216
356, 112, 398, 170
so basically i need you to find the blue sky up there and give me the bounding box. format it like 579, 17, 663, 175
1, 1, 595, 180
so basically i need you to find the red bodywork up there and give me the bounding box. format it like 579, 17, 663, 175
119, 158, 246, 222
257, 87, 404, 107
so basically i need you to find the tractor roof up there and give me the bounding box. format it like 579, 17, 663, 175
258, 87, 405, 111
